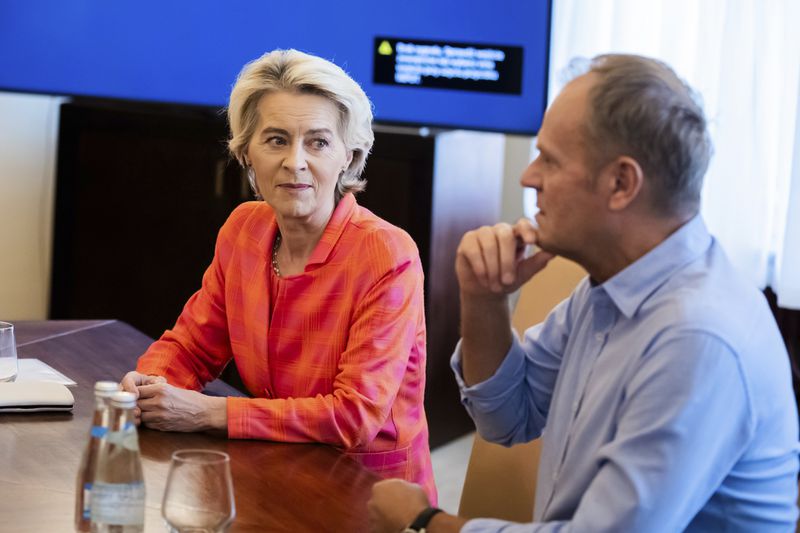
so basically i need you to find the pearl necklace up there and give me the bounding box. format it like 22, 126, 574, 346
272, 233, 282, 277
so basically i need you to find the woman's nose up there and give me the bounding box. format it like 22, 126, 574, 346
282, 143, 308, 172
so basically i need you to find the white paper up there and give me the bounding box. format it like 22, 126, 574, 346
16, 358, 77, 386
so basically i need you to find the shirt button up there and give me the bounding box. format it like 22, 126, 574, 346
595, 333, 604, 341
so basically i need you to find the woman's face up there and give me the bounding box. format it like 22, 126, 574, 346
246, 91, 352, 228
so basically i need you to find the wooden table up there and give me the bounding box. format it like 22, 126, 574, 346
0, 320, 380, 532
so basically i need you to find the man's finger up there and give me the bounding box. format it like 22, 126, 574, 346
458, 234, 489, 286
475, 227, 501, 290
495, 224, 518, 286
513, 218, 539, 246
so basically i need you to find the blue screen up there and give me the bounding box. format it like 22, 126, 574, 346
0, 0, 552, 134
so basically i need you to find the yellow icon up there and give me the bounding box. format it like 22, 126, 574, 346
378, 41, 393, 56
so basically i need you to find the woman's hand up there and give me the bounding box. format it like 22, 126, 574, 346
120, 371, 167, 425
136, 382, 227, 433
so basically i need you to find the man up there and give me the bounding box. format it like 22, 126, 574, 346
368, 54, 799, 532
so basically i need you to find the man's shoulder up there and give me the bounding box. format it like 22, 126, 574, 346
642, 243, 779, 353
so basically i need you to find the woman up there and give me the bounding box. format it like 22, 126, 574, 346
121, 49, 436, 501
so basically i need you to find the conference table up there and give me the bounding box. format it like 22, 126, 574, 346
0, 320, 380, 532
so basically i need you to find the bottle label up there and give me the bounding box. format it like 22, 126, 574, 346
90, 425, 108, 439
82, 482, 92, 520
90, 481, 145, 525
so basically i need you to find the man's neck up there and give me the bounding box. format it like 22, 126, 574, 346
582, 212, 694, 284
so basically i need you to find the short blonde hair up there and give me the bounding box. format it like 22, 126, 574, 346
227, 49, 374, 198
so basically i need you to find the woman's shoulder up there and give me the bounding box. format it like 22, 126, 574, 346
348, 204, 420, 258
339, 205, 421, 280
213, 202, 274, 259
221, 201, 274, 234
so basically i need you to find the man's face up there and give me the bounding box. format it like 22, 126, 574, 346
521, 74, 608, 259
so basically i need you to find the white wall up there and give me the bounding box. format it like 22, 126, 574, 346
0, 92, 62, 320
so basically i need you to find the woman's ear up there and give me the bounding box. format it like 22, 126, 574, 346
344, 149, 354, 171
606, 156, 644, 211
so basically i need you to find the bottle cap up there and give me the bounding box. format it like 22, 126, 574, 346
110, 391, 137, 409
94, 381, 119, 398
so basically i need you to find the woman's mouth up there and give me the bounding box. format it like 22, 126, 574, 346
279, 183, 312, 191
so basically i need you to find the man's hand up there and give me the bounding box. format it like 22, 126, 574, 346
456, 218, 554, 297
136, 382, 227, 433
456, 218, 555, 386
368, 479, 429, 533
120, 371, 167, 425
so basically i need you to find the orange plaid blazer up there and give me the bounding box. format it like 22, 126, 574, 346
136, 193, 436, 502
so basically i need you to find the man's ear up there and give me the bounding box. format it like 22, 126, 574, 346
605, 156, 644, 211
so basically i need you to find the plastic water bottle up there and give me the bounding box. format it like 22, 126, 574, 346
90, 391, 145, 532
75, 381, 120, 532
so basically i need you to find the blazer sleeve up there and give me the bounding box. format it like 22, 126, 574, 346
227, 229, 425, 449
135, 205, 251, 390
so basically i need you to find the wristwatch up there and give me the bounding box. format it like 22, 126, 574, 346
402, 507, 443, 532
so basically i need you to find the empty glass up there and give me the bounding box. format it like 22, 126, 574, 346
0, 322, 18, 382
162, 450, 235, 533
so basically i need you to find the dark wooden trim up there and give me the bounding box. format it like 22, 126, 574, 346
765, 288, 800, 419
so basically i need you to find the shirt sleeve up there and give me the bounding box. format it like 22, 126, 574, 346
451, 295, 573, 446
227, 240, 425, 449
135, 207, 245, 390
456, 331, 755, 533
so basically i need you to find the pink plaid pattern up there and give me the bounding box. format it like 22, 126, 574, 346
137, 194, 436, 502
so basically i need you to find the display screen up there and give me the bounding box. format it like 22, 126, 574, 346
373, 37, 523, 95
0, 0, 552, 134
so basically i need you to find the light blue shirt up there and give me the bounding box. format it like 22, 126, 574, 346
452, 216, 799, 532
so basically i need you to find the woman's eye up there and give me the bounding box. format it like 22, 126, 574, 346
311, 138, 329, 149
266, 136, 287, 146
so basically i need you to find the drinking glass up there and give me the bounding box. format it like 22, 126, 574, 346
0, 322, 18, 382
162, 450, 235, 533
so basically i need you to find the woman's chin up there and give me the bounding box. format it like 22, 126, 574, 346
272, 200, 318, 222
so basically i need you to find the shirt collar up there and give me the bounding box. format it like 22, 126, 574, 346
305, 192, 356, 268
601, 215, 712, 319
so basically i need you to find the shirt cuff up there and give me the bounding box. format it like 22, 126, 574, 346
461, 517, 535, 532
226, 396, 249, 439
450, 333, 527, 410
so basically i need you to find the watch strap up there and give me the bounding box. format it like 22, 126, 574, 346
407, 507, 443, 531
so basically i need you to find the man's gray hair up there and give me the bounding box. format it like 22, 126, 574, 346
574, 54, 712, 216
227, 49, 374, 200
